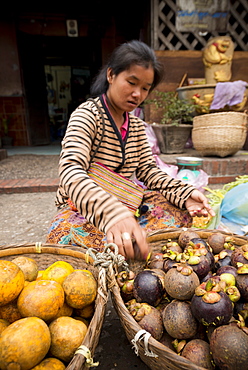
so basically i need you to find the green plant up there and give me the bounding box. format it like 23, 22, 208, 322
0, 114, 13, 136
146, 91, 198, 125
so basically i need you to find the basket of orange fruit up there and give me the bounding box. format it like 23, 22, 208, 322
0, 242, 108, 370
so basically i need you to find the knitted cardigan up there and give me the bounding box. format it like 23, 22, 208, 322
56, 95, 195, 233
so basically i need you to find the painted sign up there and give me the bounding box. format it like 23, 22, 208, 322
176, 0, 230, 32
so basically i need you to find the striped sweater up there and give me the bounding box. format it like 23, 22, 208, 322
56, 95, 195, 233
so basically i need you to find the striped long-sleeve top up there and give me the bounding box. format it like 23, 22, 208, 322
56, 95, 195, 233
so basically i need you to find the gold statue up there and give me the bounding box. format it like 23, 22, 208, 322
202, 36, 234, 84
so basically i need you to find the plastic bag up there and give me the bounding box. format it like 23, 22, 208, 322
219, 183, 248, 234
154, 155, 178, 178
144, 122, 160, 155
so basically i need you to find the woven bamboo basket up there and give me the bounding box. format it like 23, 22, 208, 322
109, 228, 248, 370
192, 111, 248, 157
0, 242, 108, 370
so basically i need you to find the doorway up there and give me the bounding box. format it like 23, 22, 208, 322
18, 32, 100, 144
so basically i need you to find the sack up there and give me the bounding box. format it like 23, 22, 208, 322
88, 162, 144, 213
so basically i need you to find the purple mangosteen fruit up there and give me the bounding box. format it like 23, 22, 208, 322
164, 263, 200, 300
178, 229, 199, 249
216, 264, 238, 278
236, 264, 248, 302
210, 323, 248, 370
145, 252, 164, 270
133, 269, 165, 307
231, 245, 248, 268
191, 280, 233, 326
127, 300, 164, 341
207, 232, 234, 254
162, 299, 198, 339
181, 338, 214, 370
215, 249, 233, 270
116, 270, 135, 302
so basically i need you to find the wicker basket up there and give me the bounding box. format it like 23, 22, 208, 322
0, 242, 108, 370
109, 228, 248, 370
192, 111, 248, 157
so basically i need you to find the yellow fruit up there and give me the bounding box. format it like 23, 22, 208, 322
74, 302, 95, 319
0, 260, 25, 306
17, 280, 64, 321
42, 261, 74, 285
73, 316, 90, 327
31, 357, 65, 370
12, 256, 39, 281
36, 270, 45, 280
49, 301, 73, 321
49, 316, 87, 362
0, 319, 9, 334
63, 270, 97, 309
0, 317, 51, 370
0, 298, 22, 323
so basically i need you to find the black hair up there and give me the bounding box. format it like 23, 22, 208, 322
90, 40, 164, 97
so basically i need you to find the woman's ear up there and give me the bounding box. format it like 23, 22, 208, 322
107, 68, 113, 84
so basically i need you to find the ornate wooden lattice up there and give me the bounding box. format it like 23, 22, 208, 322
151, 0, 248, 51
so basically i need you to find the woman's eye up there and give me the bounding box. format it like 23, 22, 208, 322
128, 81, 135, 85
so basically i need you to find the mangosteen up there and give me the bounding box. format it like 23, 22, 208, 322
234, 300, 248, 321
181, 339, 214, 370
133, 269, 165, 307
191, 280, 233, 326
183, 242, 214, 281
164, 263, 200, 300
189, 238, 215, 270
236, 264, 248, 302
207, 232, 235, 254
162, 240, 183, 253
210, 323, 248, 370
116, 270, 135, 302
159, 332, 175, 351
162, 258, 177, 273
216, 264, 238, 278
231, 245, 248, 268
127, 301, 164, 341
162, 299, 198, 339
178, 229, 199, 248
145, 252, 164, 270
215, 249, 233, 270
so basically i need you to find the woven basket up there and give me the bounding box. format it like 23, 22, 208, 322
0, 242, 108, 370
109, 228, 248, 370
192, 111, 248, 157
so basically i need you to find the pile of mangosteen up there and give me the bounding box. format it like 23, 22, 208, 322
116, 229, 248, 370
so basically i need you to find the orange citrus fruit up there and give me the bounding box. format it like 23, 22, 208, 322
17, 280, 64, 321
63, 270, 97, 309
0, 260, 25, 306
42, 261, 74, 285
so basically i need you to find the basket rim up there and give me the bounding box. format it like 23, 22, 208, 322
193, 111, 248, 119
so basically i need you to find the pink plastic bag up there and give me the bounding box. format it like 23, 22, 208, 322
154, 155, 178, 178
144, 122, 160, 155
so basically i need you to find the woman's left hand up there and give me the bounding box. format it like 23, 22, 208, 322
185, 189, 215, 218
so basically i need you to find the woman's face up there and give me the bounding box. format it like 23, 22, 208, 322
106, 64, 154, 114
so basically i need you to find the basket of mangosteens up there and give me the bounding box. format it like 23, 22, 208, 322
108, 228, 248, 370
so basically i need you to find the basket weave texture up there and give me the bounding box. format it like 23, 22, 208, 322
0, 242, 108, 370
109, 228, 248, 370
192, 111, 248, 157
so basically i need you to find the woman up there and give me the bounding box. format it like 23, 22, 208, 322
46, 40, 215, 260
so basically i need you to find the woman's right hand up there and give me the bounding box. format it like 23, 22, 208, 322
106, 216, 149, 260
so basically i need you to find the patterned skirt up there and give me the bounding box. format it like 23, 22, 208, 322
46, 190, 192, 252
